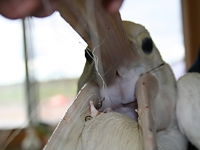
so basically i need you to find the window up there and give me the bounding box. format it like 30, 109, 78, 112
0, 0, 184, 149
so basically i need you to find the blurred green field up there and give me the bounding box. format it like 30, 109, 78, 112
0, 78, 78, 105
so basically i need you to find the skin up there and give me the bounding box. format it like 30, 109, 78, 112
0, 0, 124, 19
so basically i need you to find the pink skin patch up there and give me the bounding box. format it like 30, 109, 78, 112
89, 101, 100, 118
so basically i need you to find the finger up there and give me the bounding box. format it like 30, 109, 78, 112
0, 0, 40, 19
31, 0, 58, 18
0, 0, 58, 19
102, 0, 124, 13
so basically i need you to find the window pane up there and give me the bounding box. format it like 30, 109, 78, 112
30, 13, 86, 125
0, 16, 26, 129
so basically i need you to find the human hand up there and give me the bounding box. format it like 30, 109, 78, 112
0, 0, 58, 19
0, 0, 124, 19
102, 0, 124, 13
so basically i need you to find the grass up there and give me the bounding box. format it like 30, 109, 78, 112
0, 78, 78, 105
38, 78, 78, 101
0, 84, 24, 105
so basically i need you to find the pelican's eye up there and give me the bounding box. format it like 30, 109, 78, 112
142, 37, 153, 54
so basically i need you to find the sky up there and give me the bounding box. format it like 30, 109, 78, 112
0, 0, 184, 85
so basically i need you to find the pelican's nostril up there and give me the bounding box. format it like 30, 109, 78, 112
116, 71, 121, 77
